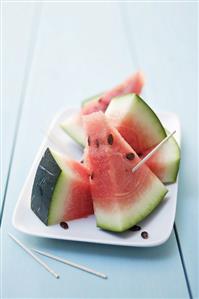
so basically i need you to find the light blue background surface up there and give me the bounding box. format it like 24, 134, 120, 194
1, 2, 198, 298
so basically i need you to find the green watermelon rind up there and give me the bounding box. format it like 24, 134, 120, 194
47, 151, 74, 225
134, 94, 167, 141
48, 171, 72, 225
60, 118, 86, 147
96, 179, 168, 232
81, 93, 103, 108
158, 131, 180, 184
168, 155, 180, 184
164, 157, 180, 184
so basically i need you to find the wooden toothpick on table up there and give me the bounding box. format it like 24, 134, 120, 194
32, 248, 108, 279
8, 233, 59, 279
132, 130, 176, 173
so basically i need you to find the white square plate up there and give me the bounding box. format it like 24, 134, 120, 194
13, 108, 181, 247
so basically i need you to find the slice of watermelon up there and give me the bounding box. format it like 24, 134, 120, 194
106, 93, 167, 154
82, 71, 144, 115
83, 112, 167, 232
31, 148, 93, 225
61, 72, 144, 145
141, 131, 180, 183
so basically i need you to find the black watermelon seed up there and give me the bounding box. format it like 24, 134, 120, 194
141, 231, 149, 239
60, 222, 69, 229
98, 98, 102, 103
126, 153, 135, 160
107, 134, 114, 145
96, 139, 100, 148
88, 136, 91, 146
90, 172, 94, 180
80, 160, 84, 164
129, 225, 141, 231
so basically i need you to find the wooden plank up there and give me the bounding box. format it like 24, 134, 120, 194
121, 2, 198, 298
2, 3, 189, 298
1, 3, 39, 213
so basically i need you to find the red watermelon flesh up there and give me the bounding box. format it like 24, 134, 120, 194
62, 159, 94, 221
82, 71, 144, 115
83, 112, 167, 232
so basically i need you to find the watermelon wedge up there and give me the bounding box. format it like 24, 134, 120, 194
31, 148, 93, 225
83, 112, 168, 232
141, 131, 180, 183
61, 72, 144, 145
106, 93, 167, 154
82, 71, 144, 115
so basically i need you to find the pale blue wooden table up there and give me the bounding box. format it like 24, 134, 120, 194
1, 2, 198, 298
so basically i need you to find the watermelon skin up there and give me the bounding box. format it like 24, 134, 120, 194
141, 131, 180, 183
31, 148, 93, 225
82, 72, 144, 115
106, 94, 167, 154
83, 112, 167, 232
31, 148, 61, 225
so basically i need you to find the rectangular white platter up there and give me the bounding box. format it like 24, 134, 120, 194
13, 108, 181, 247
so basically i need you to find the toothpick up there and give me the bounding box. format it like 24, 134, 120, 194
32, 248, 107, 279
8, 233, 59, 279
132, 130, 176, 173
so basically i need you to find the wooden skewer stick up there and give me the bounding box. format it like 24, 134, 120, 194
8, 233, 59, 279
32, 248, 108, 280
132, 130, 176, 173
